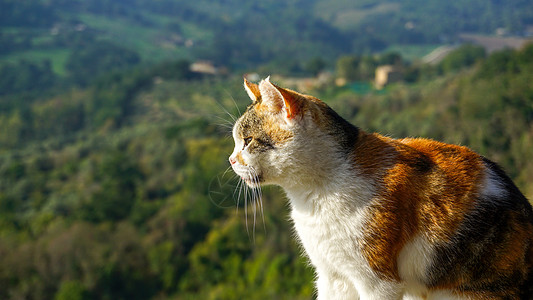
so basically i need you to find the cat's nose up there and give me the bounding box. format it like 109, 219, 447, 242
229, 156, 236, 165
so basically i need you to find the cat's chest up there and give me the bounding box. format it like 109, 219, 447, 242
285, 182, 376, 276
291, 206, 370, 274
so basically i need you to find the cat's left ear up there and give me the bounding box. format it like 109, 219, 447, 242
259, 77, 302, 120
244, 78, 261, 103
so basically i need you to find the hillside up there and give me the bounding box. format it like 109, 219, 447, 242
0, 41, 532, 299
1, 0, 532, 80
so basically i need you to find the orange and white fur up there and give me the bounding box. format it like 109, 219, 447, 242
229, 77, 533, 299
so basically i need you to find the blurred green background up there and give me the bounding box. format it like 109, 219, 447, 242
1, 0, 533, 299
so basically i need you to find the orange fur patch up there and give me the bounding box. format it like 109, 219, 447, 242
244, 78, 261, 102
355, 134, 485, 281
271, 84, 304, 119
236, 152, 246, 166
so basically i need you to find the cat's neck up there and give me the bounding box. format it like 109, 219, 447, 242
280, 130, 384, 216
281, 153, 376, 216
284, 177, 376, 216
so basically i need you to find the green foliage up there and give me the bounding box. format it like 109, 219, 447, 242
439, 44, 485, 73
306, 57, 327, 76
66, 41, 141, 86
477, 44, 533, 79
79, 151, 142, 222
0, 60, 57, 95
3, 0, 532, 90
54, 280, 89, 300
337, 56, 362, 81
336, 52, 403, 81
0, 0, 58, 27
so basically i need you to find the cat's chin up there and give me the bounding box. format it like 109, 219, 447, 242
245, 181, 260, 189
241, 175, 263, 189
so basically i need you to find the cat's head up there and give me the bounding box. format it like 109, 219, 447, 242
229, 77, 357, 189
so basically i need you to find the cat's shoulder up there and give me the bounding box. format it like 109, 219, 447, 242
393, 136, 483, 167
358, 134, 483, 169
396, 137, 477, 156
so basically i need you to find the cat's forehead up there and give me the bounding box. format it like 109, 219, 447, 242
235, 105, 262, 135
234, 104, 293, 144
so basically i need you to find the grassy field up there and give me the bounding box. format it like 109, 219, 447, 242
0, 12, 212, 76
313, 0, 397, 26
1, 48, 71, 75
380, 44, 444, 62
78, 14, 174, 61
78, 13, 213, 63
325, 3, 401, 30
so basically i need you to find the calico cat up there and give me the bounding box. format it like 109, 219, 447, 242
229, 77, 533, 299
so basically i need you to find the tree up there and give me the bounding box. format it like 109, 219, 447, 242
79, 151, 142, 222
54, 281, 89, 300
66, 41, 141, 86
336, 56, 361, 81
439, 44, 486, 73
306, 57, 326, 76
0, 60, 57, 95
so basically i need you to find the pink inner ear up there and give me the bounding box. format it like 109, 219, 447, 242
258, 78, 302, 119
275, 85, 301, 119
258, 79, 285, 113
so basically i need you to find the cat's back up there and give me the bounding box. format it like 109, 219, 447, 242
358, 134, 533, 298
394, 136, 533, 219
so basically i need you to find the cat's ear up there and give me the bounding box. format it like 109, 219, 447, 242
244, 78, 261, 103
259, 77, 302, 120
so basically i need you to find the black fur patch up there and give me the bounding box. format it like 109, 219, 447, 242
323, 106, 359, 154
426, 158, 533, 296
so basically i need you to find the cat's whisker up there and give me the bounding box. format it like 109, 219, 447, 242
223, 88, 242, 117
258, 184, 266, 233
237, 177, 247, 212
213, 95, 239, 124
247, 170, 255, 234
212, 115, 235, 129
208, 169, 242, 209
209, 115, 235, 137
232, 179, 242, 203
251, 177, 257, 242
216, 107, 236, 119
233, 168, 265, 241
222, 165, 234, 179
233, 175, 243, 211
213, 123, 234, 133
243, 178, 250, 237
205, 94, 242, 138
250, 167, 266, 233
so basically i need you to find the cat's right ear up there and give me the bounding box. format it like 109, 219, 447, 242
259, 77, 303, 121
244, 78, 261, 103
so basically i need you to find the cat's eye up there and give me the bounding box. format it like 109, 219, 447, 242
243, 136, 253, 148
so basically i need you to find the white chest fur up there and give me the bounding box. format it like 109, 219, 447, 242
286, 181, 417, 299
291, 205, 368, 274
286, 184, 399, 299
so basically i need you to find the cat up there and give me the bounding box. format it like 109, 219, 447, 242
229, 77, 533, 299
